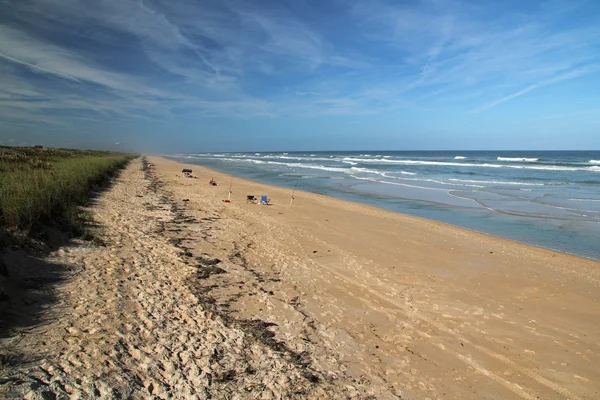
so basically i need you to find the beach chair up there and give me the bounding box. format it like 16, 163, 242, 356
260, 195, 270, 205
246, 195, 257, 203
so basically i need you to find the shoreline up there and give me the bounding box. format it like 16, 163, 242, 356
164, 155, 600, 264
152, 155, 600, 398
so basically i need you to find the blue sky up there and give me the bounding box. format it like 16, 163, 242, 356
1, 0, 599, 152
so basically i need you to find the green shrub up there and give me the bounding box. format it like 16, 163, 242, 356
0, 146, 137, 234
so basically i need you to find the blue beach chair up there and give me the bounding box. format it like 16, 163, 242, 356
260, 195, 270, 205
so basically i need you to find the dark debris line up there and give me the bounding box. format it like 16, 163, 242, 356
141, 157, 324, 388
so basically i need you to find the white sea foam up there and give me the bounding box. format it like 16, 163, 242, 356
497, 157, 540, 162
590, 160, 600, 164
454, 156, 467, 159
350, 167, 385, 175
278, 155, 301, 160
350, 167, 416, 176
202, 155, 600, 174
342, 157, 502, 168
349, 175, 375, 181
569, 198, 600, 202
341, 157, 599, 172
350, 175, 448, 190
265, 161, 347, 172
449, 178, 544, 186
377, 180, 448, 190
350, 170, 484, 188
279, 155, 335, 162
221, 158, 266, 164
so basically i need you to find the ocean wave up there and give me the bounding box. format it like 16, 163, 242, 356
497, 157, 540, 162
378, 180, 449, 190
179, 153, 207, 158
448, 178, 545, 186
353, 172, 485, 188
350, 167, 416, 176
350, 167, 385, 176
351, 175, 449, 191
569, 198, 600, 202
278, 155, 332, 162
341, 157, 600, 172
265, 161, 347, 172
221, 158, 266, 164
278, 155, 302, 160
454, 156, 467, 159
590, 160, 600, 164
349, 175, 379, 183
194, 153, 226, 157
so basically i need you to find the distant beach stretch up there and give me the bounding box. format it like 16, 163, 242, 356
169, 151, 600, 260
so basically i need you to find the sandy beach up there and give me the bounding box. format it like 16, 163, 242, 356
3, 156, 599, 399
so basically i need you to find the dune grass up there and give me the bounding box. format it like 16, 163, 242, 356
0, 146, 137, 234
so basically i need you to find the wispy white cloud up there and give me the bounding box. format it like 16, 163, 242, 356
472, 65, 600, 113
1, 0, 599, 148
349, 0, 600, 106
0, 52, 82, 83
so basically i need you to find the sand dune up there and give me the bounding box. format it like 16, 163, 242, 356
3, 156, 599, 399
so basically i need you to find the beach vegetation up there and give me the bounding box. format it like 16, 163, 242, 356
0, 145, 137, 236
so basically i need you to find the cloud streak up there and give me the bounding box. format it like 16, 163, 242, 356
1, 0, 599, 149
472, 65, 600, 113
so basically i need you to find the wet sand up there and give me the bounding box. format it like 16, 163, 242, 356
2, 156, 599, 399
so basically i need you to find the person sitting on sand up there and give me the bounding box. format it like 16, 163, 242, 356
209, 178, 217, 186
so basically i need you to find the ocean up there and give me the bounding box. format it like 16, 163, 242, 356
167, 151, 600, 260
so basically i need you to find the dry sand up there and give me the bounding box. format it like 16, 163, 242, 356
2, 156, 599, 399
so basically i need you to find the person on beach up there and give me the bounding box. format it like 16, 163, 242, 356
209, 178, 217, 186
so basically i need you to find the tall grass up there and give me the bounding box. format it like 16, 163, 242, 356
0, 146, 137, 234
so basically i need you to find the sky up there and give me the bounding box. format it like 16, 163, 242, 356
0, 0, 599, 152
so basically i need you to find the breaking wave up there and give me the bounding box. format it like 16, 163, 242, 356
497, 157, 540, 162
